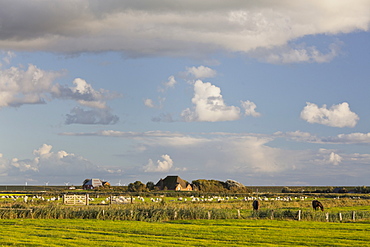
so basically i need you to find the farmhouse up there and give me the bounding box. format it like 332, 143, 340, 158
155, 176, 193, 191
82, 178, 110, 190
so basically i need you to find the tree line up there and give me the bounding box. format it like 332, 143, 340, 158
123, 179, 252, 193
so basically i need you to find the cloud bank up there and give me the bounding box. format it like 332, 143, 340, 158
0, 144, 120, 184
276, 131, 370, 145
59, 129, 370, 185
0, 1, 369, 61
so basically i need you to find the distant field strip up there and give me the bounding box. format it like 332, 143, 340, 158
1, 219, 370, 246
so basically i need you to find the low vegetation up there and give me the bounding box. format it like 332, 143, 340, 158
1, 193, 370, 222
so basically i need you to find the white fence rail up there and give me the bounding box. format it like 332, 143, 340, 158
63, 194, 89, 205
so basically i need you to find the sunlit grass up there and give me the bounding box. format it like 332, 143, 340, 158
1, 219, 370, 246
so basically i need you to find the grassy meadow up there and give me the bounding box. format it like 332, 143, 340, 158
1, 218, 370, 246
1, 190, 370, 246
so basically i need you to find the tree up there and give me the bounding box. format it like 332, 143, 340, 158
128, 181, 147, 192
146, 181, 155, 191
282, 187, 291, 193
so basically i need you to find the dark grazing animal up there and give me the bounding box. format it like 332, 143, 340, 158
252, 200, 260, 210
312, 200, 324, 211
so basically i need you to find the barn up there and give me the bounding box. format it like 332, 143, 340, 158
155, 176, 193, 191
82, 179, 110, 190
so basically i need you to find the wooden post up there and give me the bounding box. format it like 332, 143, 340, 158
237, 210, 241, 219
352, 211, 356, 221
270, 210, 274, 220
298, 210, 301, 221
174, 211, 177, 220
326, 212, 329, 222
208, 211, 211, 220
339, 212, 342, 222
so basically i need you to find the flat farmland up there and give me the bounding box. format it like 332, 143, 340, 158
1, 192, 370, 246
1, 218, 370, 246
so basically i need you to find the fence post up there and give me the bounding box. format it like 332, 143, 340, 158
339, 212, 342, 222
237, 210, 241, 219
352, 211, 356, 221
208, 211, 211, 220
270, 210, 274, 220
174, 211, 177, 220
326, 212, 329, 222
298, 210, 301, 221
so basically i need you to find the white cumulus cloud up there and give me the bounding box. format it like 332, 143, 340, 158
186, 66, 217, 79
54, 78, 120, 109
241, 100, 261, 117
144, 98, 155, 108
144, 154, 174, 172
0, 64, 61, 107
300, 102, 359, 128
158, 76, 177, 93
315, 149, 343, 166
0, 62, 120, 125
329, 152, 342, 165
1, 51, 16, 65
163, 75, 177, 89
181, 80, 241, 122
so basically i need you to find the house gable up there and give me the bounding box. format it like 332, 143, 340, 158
83, 178, 106, 189
155, 175, 192, 191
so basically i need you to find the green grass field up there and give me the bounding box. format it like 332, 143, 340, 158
1, 193, 370, 246
1, 219, 369, 246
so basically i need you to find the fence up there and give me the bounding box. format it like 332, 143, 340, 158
63, 194, 89, 205
0, 204, 369, 222
252, 209, 370, 222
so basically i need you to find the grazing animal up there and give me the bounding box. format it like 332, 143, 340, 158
312, 200, 324, 211
252, 200, 260, 210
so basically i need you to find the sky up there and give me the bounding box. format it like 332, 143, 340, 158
0, 0, 370, 186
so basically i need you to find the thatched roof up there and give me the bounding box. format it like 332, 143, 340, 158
155, 176, 188, 190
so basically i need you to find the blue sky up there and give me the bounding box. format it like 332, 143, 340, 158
1, 1, 370, 186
